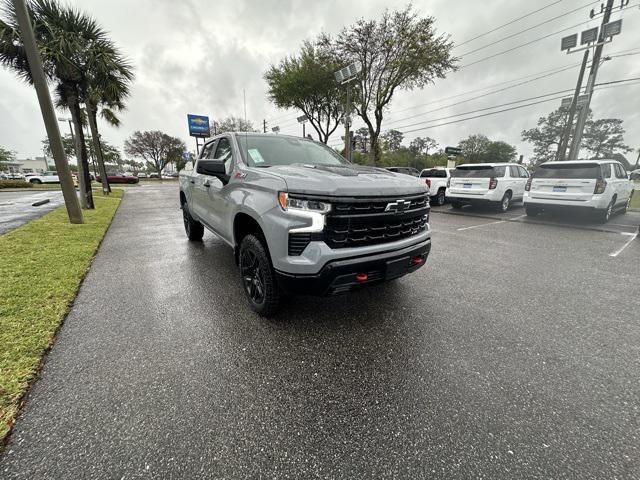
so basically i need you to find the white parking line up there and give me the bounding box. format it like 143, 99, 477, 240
609, 232, 638, 257
457, 220, 505, 231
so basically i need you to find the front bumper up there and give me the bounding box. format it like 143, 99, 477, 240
275, 239, 430, 296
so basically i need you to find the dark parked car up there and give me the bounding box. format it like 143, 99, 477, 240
96, 173, 139, 184
385, 166, 420, 177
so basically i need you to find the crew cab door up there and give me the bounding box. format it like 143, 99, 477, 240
199, 136, 234, 241
191, 141, 217, 221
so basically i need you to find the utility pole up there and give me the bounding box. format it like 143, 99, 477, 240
568, 0, 615, 159
263, 119, 267, 133
12, 0, 82, 223
556, 50, 589, 161
344, 85, 351, 162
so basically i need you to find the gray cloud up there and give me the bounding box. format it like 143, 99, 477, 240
1, 0, 638, 162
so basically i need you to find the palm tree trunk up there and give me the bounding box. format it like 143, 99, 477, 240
87, 102, 111, 194
69, 95, 94, 209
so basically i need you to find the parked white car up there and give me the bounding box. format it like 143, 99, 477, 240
2, 172, 25, 180
27, 171, 59, 184
446, 163, 529, 212
419, 167, 450, 206
137, 172, 148, 178
524, 160, 634, 223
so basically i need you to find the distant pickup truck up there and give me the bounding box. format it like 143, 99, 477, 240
179, 133, 432, 316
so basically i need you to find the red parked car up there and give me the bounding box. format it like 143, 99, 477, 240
96, 173, 139, 184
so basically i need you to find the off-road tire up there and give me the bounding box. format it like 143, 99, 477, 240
239, 234, 281, 317
182, 202, 204, 241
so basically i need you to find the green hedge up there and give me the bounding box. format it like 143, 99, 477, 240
0, 180, 33, 189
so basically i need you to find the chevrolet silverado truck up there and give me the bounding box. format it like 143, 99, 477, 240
179, 133, 432, 316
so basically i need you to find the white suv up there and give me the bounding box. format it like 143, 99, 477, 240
524, 160, 634, 223
419, 167, 450, 206
446, 163, 529, 212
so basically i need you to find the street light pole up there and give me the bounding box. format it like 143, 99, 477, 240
568, 0, 615, 160
13, 0, 82, 223
344, 85, 351, 162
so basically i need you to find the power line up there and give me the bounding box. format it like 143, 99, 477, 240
460, 3, 639, 68
393, 81, 640, 135
454, 1, 564, 48
458, 1, 599, 57
384, 63, 583, 126
326, 78, 640, 143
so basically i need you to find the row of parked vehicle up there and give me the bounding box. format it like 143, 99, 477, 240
415, 160, 635, 223
0, 170, 177, 184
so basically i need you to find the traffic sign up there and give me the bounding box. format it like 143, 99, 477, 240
445, 146, 462, 156
297, 115, 308, 123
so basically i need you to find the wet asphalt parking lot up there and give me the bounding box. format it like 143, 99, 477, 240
0, 190, 64, 234
1, 183, 639, 479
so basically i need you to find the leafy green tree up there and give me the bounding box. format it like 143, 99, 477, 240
265, 41, 343, 144
43, 135, 121, 167
522, 109, 630, 165
583, 118, 631, 159
409, 136, 438, 155
211, 116, 258, 135
485, 140, 517, 163
458, 134, 516, 163
124, 131, 185, 179
353, 127, 370, 152
0, 145, 15, 169
321, 5, 456, 164
381, 129, 404, 151
458, 134, 491, 163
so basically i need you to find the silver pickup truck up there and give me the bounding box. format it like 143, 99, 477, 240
179, 133, 431, 316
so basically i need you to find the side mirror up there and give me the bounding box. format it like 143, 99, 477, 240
196, 159, 229, 184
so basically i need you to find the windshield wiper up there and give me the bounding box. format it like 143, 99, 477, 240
253, 165, 271, 168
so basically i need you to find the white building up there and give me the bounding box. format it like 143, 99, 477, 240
5, 156, 50, 174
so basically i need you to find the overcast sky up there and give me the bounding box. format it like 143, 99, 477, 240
1, 0, 638, 163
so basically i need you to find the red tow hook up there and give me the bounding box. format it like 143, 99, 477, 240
411, 256, 424, 265
355, 273, 369, 282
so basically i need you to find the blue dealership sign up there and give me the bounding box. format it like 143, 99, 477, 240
187, 114, 210, 137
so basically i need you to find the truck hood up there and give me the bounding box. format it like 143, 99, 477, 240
263, 163, 428, 197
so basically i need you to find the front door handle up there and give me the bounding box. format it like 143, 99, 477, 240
204, 182, 210, 188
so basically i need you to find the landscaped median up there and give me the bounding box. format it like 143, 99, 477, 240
0, 190, 123, 442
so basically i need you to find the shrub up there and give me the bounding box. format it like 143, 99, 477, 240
0, 180, 33, 189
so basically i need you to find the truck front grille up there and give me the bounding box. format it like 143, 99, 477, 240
324, 193, 429, 249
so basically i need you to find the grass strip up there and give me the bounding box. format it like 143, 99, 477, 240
0, 190, 122, 441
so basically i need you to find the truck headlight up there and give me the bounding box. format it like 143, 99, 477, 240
278, 192, 331, 213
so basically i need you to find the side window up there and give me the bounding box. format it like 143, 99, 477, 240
214, 138, 232, 162
615, 164, 626, 179
601, 163, 612, 178
509, 166, 519, 178
519, 166, 529, 178
200, 141, 216, 159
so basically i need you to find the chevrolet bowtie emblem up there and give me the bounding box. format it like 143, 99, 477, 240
385, 199, 410, 212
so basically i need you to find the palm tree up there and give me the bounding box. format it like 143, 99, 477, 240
84, 46, 133, 194
0, 0, 117, 208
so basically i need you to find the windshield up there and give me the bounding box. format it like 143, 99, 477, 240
451, 165, 506, 178
534, 163, 602, 179
420, 169, 447, 178
237, 135, 348, 168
